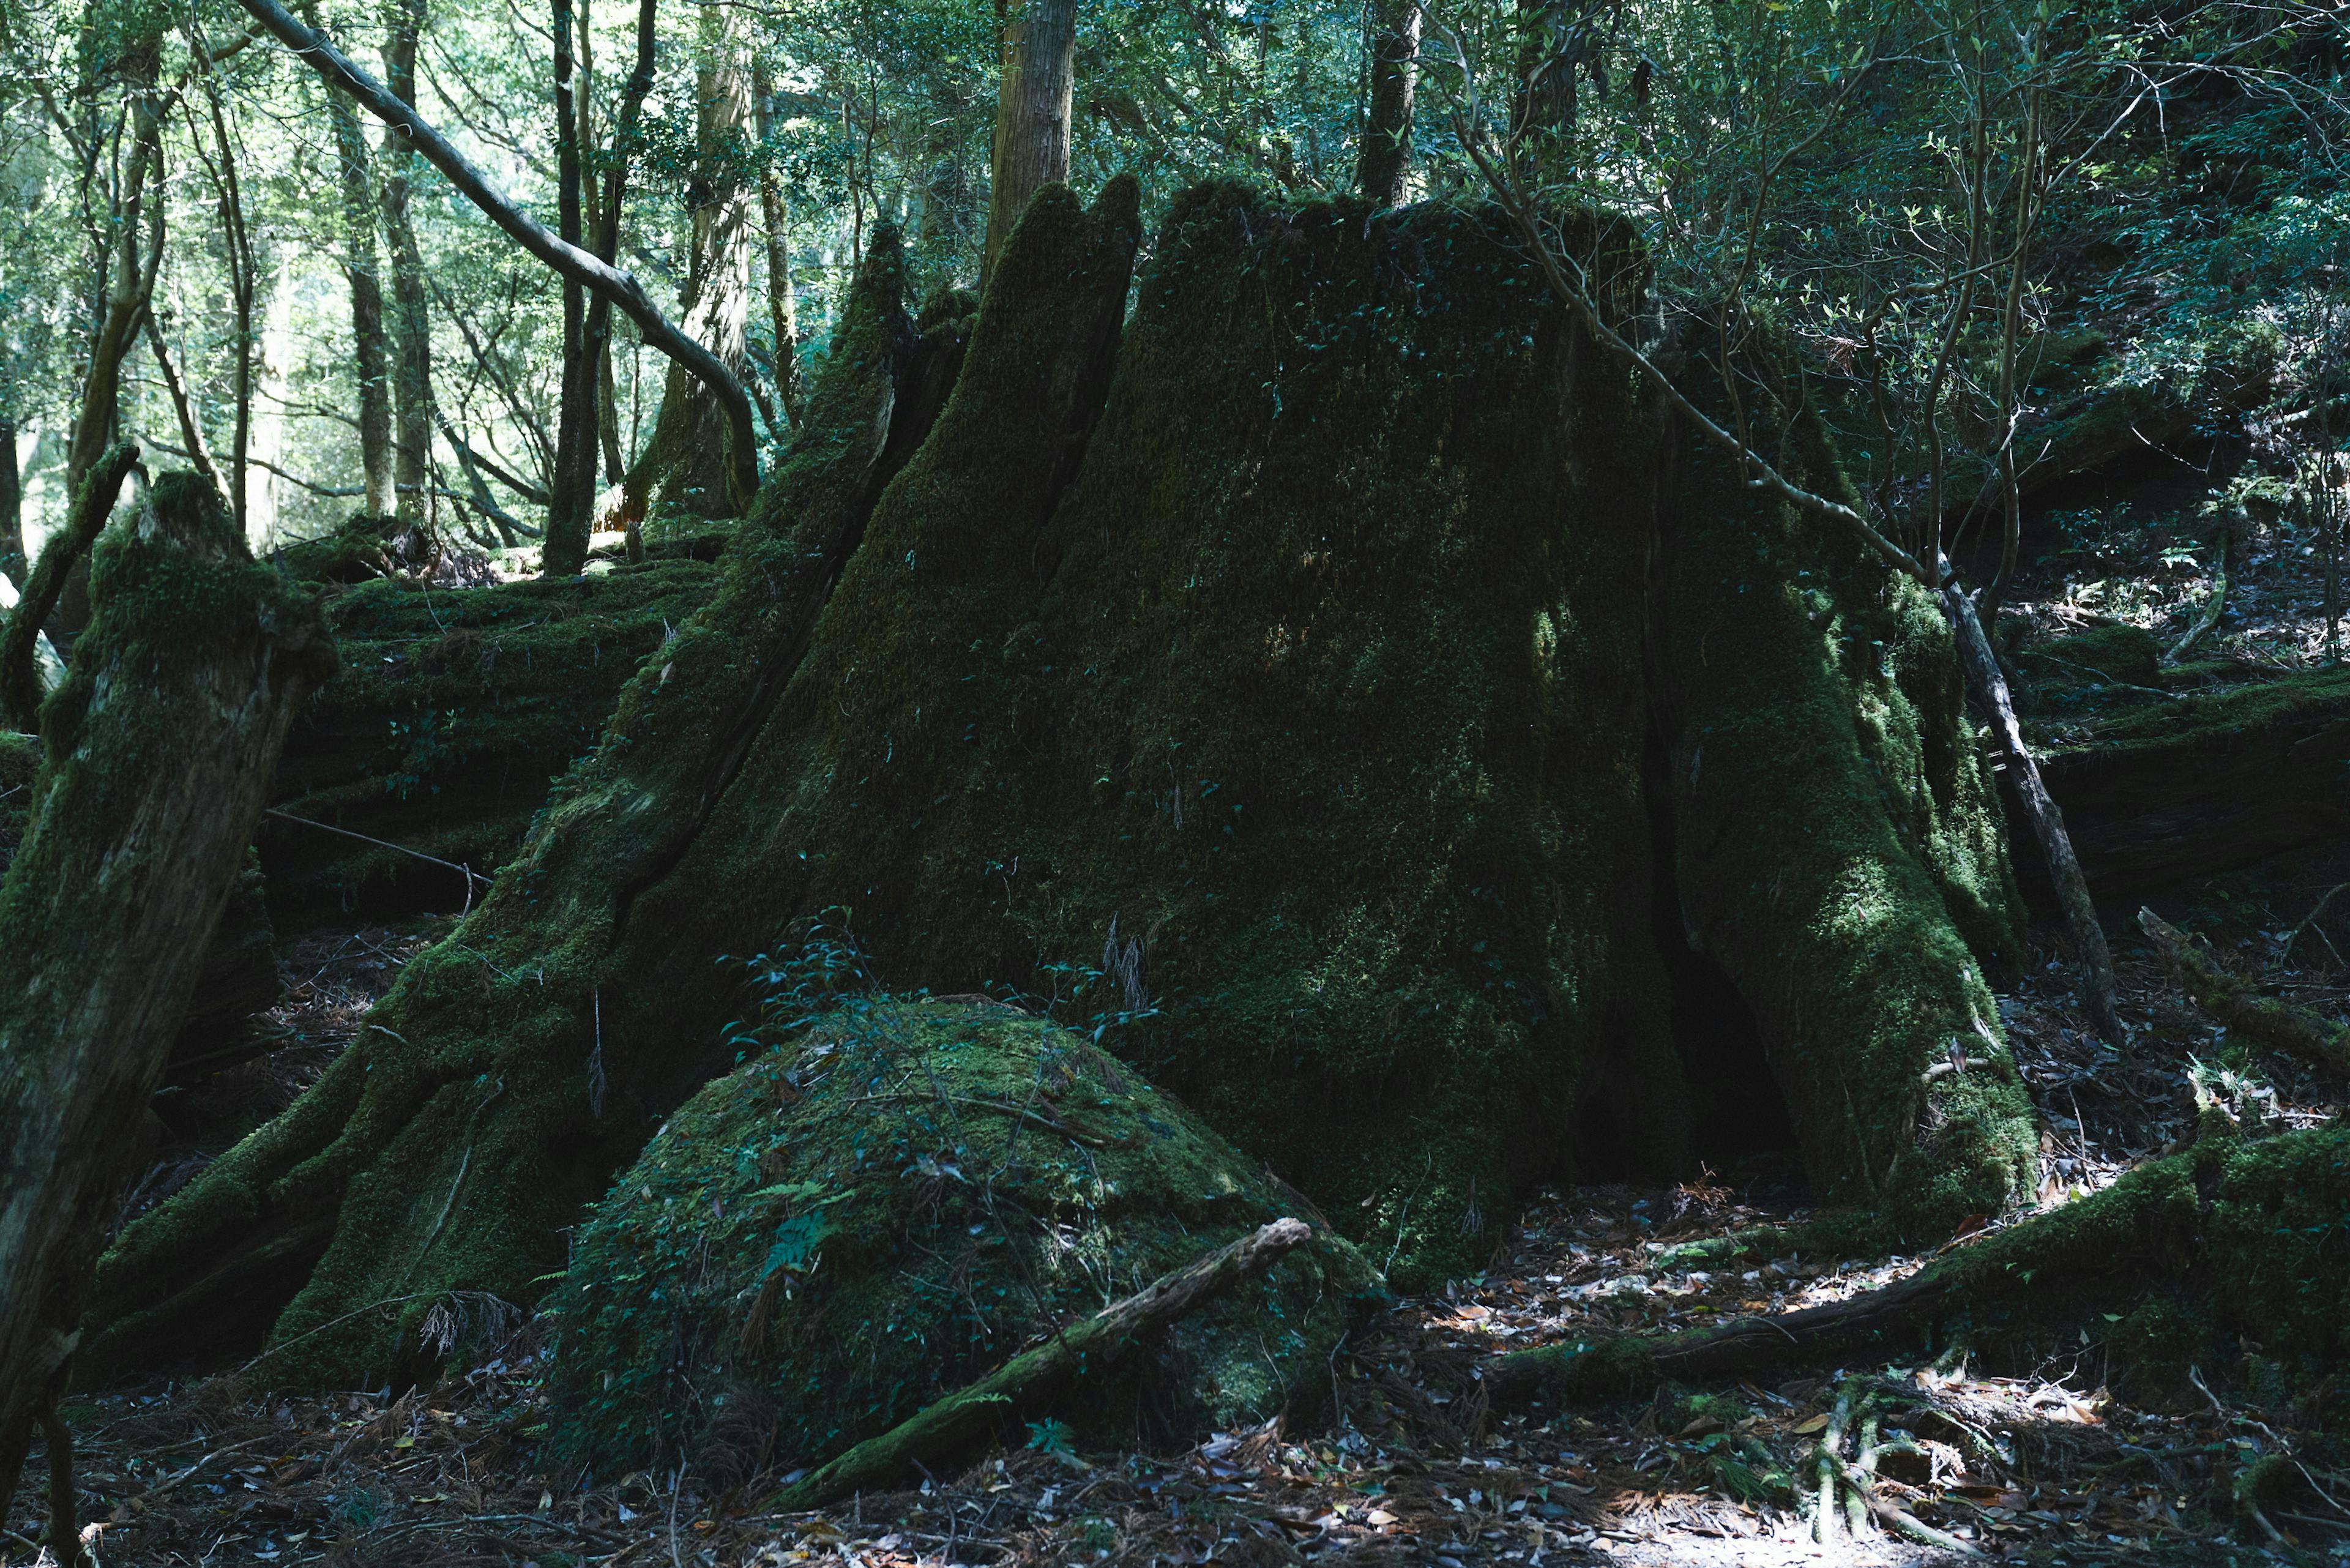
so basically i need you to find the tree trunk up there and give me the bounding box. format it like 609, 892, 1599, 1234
382, 0, 435, 531
143, 319, 229, 502
980, 0, 1077, 290
590, 0, 658, 497
615, 2, 754, 526
196, 71, 258, 536
0, 420, 23, 590
1357, 0, 1420, 207
0, 472, 334, 1525
753, 59, 800, 428
54, 40, 168, 644
88, 193, 2033, 1398
312, 0, 397, 520
1942, 573, 2121, 1041
544, 0, 597, 575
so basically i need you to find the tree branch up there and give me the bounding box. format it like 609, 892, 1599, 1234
229, 0, 761, 508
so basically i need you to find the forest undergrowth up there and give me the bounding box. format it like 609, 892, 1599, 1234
10, 886, 2343, 1568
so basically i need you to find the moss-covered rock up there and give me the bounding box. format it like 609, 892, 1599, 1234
260, 560, 722, 927
545, 996, 1381, 1478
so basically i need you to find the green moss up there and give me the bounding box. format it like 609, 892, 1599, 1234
2046, 665, 2350, 760
261, 559, 721, 925
88, 230, 934, 1389
1665, 378, 2034, 1238
544, 997, 1382, 1477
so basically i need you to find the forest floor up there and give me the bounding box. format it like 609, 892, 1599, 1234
18, 506, 2350, 1568
14, 899, 2346, 1568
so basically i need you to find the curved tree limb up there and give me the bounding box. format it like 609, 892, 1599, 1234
229, 0, 761, 510
0, 445, 140, 732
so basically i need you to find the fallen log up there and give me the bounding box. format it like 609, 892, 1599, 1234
0, 472, 335, 1524
1482, 1125, 2346, 1411
767, 1219, 1311, 1511
2137, 906, 2350, 1075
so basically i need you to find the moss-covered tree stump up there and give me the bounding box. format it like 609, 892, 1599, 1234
546, 996, 1380, 1479
89, 180, 2035, 1395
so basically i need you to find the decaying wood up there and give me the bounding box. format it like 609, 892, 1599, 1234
769, 1218, 1312, 1512
0, 444, 138, 731
2138, 906, 2349, 1075
0, 477, 335, 1522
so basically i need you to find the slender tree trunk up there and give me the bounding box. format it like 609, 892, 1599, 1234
311, 0, 396, 518
1942, 573, 2120, 1040
616, 2, 753, 523
0, 420, 24, 590
545, 0, 597, 574
196, 69, 258, 535
1357, 0, 1419, 206
0, 474, 334, 1527
980, 0, 1076, 289
142, 318, 228, 501
753, 58, 800, 427
63, 48, 166, 496
598, 340, 625, 481
382, 0, 435, 530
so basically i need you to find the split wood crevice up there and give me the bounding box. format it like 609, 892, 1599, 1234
0, 472, 336, 1542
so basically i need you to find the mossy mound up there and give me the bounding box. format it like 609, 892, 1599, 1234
545, 996, 1382, 1479
261, 559, 720, 927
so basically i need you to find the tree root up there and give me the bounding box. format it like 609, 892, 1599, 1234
1482, 1127, 2335, 1411
767, 1220, 1310, 1512
2138, 906, 2350, 1075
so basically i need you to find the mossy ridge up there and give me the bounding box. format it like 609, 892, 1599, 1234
991, 186, 1685, 1282
1663, 375, 2034, 1240
81, 231, 928, 1389
545, 997, 1382, 1479
261, 559, 722, 927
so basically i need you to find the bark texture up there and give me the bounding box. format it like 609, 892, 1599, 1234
1358, 0, 1421, 206
0, 473, 334, 1521
381, 0, 434, 529
981, 0, 1077, 288
615, 4, 755, 527
314, 0, 397, 522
